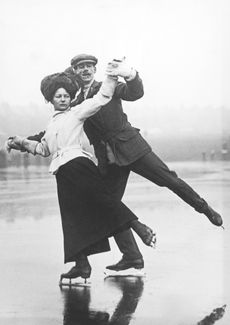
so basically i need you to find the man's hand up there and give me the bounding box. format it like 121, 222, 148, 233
106, 57, 136, 80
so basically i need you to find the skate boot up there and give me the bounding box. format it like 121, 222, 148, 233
202, 205, 223, 227
106, 257, 144, 271
131, 220, 156, 247
59, 262, 92, 286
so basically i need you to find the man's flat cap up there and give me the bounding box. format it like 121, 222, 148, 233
71, 54, 98, 67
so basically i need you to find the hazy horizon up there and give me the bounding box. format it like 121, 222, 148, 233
0, 100, 229, 138
1, 0, 230, 144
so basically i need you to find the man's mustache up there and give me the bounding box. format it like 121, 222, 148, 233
82, 72, 91, 76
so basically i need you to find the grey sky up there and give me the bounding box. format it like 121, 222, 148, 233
0, 0, 229, 136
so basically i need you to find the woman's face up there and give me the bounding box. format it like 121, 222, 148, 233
52, 88, 71, 111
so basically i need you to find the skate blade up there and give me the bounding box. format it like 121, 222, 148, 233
59, 278, 91, 287
104, 268, 146, 278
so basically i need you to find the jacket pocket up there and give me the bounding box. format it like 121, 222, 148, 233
115, 128, 140, 141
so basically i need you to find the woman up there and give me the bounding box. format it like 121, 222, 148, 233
6, 65, 155, 284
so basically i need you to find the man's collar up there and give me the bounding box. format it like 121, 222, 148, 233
82, 80, 101, 99
70, 80, 101, 107
82, 79, 94, 91
89, 80, 101, 91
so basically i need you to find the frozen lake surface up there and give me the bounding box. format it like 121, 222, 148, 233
0, 161, 229, 324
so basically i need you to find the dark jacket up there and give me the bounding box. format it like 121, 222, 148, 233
71, 73, 151, 173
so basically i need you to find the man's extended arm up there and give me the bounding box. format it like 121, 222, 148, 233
113, 73, 144, 101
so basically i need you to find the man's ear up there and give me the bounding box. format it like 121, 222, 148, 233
93, 66, 96, 73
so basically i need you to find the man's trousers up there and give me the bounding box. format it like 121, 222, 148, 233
104, 149, 208, 260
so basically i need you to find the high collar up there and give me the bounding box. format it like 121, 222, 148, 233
53, 107, 71, 118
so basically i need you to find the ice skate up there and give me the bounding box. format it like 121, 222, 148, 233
131, 220, 156, 247
106, 257, 144, 271
105, 257, 145, 278
202, 205, 223, 227
104, 267, 146, 278
59, 263, 92, 287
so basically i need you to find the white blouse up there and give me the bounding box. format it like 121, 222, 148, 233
23, 77, 117, 174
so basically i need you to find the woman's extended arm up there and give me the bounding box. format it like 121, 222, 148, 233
73, 72, 118, 121
6, 135, 50, 157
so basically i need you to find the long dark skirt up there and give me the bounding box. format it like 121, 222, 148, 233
56, 157, 137, 263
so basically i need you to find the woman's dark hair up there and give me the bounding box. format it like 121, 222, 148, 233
40, 72, 80, 102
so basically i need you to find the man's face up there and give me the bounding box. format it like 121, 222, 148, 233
73, 62, 96, 85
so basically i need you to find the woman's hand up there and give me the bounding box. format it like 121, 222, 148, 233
106, 57, 136, 80
5, 136, 25, 153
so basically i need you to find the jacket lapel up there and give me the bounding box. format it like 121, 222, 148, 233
86, 80, 101, 98
70, 91, 84, 107
70, 80, 101, 107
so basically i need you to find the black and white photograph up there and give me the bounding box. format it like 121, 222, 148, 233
0, 0, 229, 324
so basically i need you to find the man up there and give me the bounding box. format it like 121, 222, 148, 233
69, 54, 223, 222
26, 54, 223, 275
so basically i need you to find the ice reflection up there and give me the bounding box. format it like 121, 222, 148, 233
61, 277, 144, 325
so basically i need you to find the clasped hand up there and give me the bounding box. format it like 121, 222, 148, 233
106, 57, 134, 79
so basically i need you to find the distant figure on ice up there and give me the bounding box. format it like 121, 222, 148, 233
210, 149, 216, 161
202, 152, 207, 161
221, 142, 229, 160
